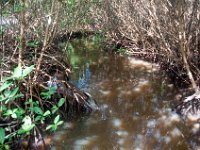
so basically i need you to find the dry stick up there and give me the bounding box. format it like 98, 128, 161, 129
149, 2, 172, 55
10, 42, 19, 60
186, 0, 198, 36
179, 3, 198, 92
42, 54, 67, 70
19, 0, 26, 67
49, 3, 60, 42
181, 40, 197, 91
33, 25, 50, 81
0, 2, 4, 81
63, 31, 73, 64
44, 3, 59, 51
33, 0, 55, 81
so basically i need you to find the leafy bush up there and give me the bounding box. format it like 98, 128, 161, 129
0, 65, 65, 148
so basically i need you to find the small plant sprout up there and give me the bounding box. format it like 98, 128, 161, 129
46, 115, 64, 132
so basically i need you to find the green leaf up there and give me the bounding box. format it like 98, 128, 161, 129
8, 87, 19, 98
51, 106, 58, 114
4, 145, 9, 150
27, 41, 39, 48
14, 3, 24, 13
0, 96, 2, 101
11, 113, 17, 119
22, 65, 34, 77
3, 109, 18, 119
3, 90, 11, 97
3, 109, 13, 116
46, 125, 53, 131
5, 87, 20, 104
57, 98, 65, 107
40, 89, 55, 99
25, 99, 33, 105
54, 115, 60, 124
43, 110, 51, 116
0, 82, 12, 92
18, 124, 35, 134
51, 125, 57, 131
22, 116, 32, 127
15, 108, 25, 118
0, 128, 5, 144
0, 105, 7, 112
33, 107, 43, 115
5, 93, 23, 104
35, 116, 42, 122
18, 116, 35, 134
57, 120, 64, 126
2, 76, 13, 81
13, 65, 23, 79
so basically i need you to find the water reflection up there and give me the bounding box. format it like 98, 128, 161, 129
76, 63, 91, 89
51, 38, 195, 150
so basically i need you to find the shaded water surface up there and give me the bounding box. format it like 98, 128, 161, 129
50, 38, 195, 150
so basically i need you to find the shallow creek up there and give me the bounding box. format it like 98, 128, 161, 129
49, 38, 198, 150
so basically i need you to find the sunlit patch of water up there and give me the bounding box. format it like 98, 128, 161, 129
63, 122, 74, 129
117, 138, 125, 145
84, 117, 98, 126
112, 118, 122, 128
133, 134, 145, 150
170, 127, 182, 137
157, 109, 181, 127
192, 123, 200, 133
147, 119, 156, 128
163, 136, 171, 144
187, 113, 200, 122
128, 57, 159, 71
99, 89, 111, 95
74, 136, 97, 149
115, 130, 129, 137
133, 79, 149, 92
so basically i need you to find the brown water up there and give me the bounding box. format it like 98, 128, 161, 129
50, 38, 197, 150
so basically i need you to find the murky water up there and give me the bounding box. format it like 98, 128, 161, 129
50, 38, 197, 150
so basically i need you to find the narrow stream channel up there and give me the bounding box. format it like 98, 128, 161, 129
50, 38, 194, 150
